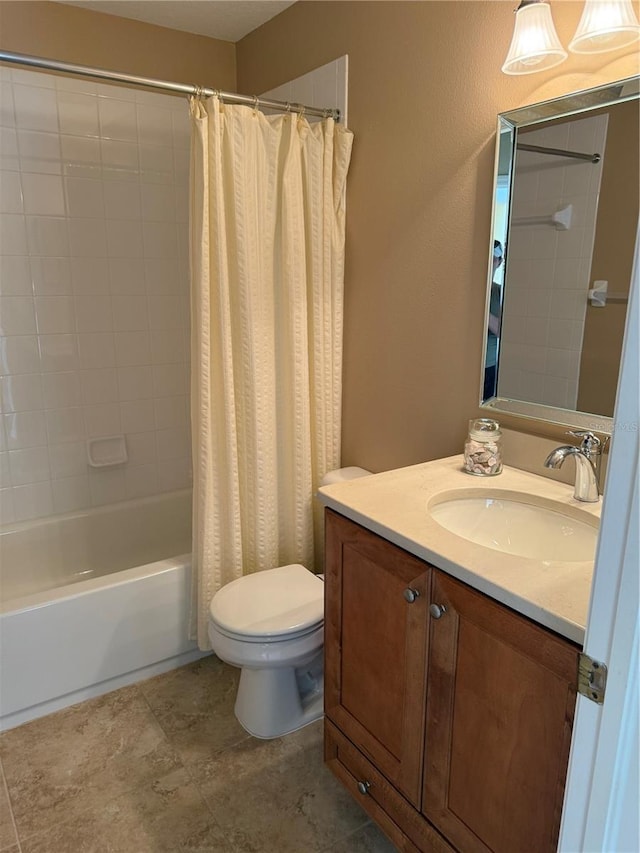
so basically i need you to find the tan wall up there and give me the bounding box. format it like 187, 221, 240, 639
238, 1, 640, 472
577, 99, 639, 417
0, 1, 236, 90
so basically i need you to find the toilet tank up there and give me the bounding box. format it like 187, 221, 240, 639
320, 466, 371, 486
315, 467, 371, 574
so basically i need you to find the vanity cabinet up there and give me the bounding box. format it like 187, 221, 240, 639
324, 509, 579, 853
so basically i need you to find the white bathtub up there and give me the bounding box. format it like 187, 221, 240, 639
0, 490, 205, 731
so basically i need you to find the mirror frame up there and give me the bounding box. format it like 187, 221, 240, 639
481, 76, 640, 436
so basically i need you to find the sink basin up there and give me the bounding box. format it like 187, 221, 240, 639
428, 490, 599, 561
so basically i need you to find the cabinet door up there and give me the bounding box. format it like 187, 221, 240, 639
423, 571, 579, 853
324, 510, 430, 807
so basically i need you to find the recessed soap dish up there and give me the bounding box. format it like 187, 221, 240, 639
87, 435, 128, 468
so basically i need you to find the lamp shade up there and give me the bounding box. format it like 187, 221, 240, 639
569, 0, 640, 53
502, 1, 568, 75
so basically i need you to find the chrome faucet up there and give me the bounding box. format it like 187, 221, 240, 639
544, 431, 602, 503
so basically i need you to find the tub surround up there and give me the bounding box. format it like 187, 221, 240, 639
318, 455, 601, 645
0, 488, 191, 604
0, 66, 192, 527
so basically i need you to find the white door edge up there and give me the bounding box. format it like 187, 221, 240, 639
559, 223, 640, 852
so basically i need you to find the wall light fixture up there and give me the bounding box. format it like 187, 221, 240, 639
569, 0, 640, 53
502, 0, 640, 75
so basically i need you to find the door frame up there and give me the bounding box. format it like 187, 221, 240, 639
558, 225, 639, 851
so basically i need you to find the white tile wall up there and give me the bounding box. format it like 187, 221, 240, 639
261, 56, 348, 126
0, 68, 192, 523
498, 114, 608, 410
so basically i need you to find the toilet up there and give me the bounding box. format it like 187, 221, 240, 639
208, 466, 371, 739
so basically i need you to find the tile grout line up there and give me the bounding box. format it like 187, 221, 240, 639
135, 663, 254, 766
0, 756, 22, 853
317, 818, 393, 853
2, 661, 380, 852
136, 675, 253, 782
1, 683, 186, 849
134, 680, 251, 847
175, 729, 254, 809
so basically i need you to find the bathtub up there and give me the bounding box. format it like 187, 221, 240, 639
0, 490, 206, 731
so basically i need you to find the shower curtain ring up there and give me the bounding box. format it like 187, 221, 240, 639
252, 95, 259, 113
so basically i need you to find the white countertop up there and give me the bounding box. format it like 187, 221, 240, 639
317, 455, 602, 645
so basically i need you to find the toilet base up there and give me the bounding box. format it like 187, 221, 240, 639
234, 652, 324, 739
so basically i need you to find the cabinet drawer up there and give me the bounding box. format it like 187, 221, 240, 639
325, 720, 454, 853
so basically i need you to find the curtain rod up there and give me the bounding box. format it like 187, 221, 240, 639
517, 142, 600, 164
0, 50, 341, 121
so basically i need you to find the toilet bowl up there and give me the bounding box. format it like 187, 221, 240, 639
209, 563, 324, 738
207, 466, 371, 739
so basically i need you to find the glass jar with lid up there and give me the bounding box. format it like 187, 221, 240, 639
463, 418, 503, 476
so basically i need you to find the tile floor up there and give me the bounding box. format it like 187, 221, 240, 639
0, 656, 397, 852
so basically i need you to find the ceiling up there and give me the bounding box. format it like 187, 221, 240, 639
54, 1, 297, 42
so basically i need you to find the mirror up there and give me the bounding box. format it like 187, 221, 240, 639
482, 76, 639, 434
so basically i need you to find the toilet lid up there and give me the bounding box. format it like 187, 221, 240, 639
210, 564, 324, 638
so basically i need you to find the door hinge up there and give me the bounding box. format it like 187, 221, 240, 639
578, 653, 607, 704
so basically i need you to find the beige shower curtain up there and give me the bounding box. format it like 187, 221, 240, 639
189, 95, 353, 649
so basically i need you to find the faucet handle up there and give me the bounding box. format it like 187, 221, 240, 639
567, 430, 601, 455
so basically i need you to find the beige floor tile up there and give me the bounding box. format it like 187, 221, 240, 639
325, 822, 399, 852
191, 720, 370, 852
0, 768, 18, 852
1, 659, 395, 852
139, 655, 249, 765
0, 685, 181, 839
20, 767, 241, 853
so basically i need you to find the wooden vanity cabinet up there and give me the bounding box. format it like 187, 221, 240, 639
324, 510, 580, 853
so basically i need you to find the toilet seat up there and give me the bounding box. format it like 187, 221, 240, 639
212, 620, 322, 644
209, 564, 324, 641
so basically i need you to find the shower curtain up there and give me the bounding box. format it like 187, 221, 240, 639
189, 95, 353, 649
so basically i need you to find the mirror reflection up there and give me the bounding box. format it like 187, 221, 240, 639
483, 77, 639, 431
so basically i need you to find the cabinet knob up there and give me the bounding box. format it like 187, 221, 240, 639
357, 780, 371, 795
429, 603, 446, 619
404, 588, 420, 603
